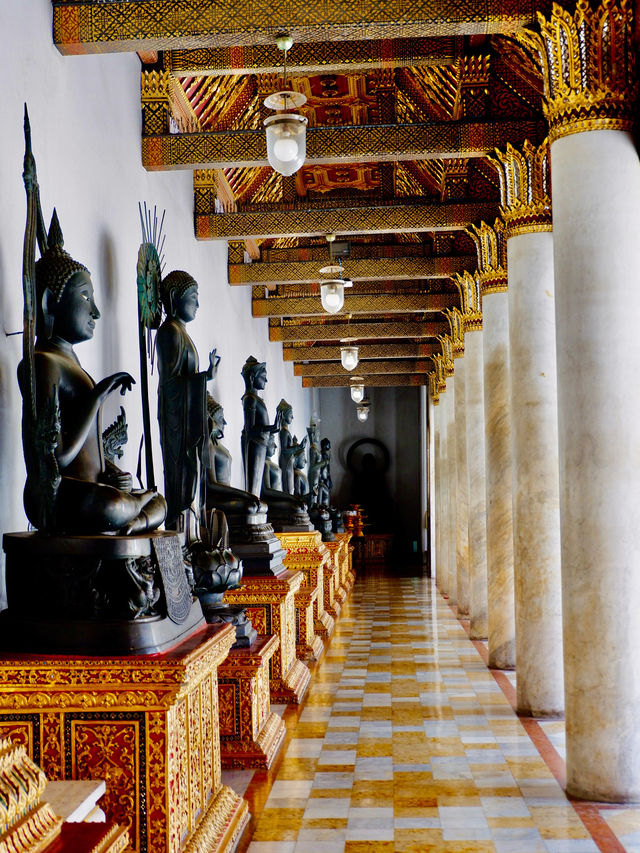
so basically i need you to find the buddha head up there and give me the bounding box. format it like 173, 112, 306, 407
241, 355, 267, 392
276, 399, 293, 425
161, 270, 198, 323
207, 395, 226, 441
267, 434, 277, 459
35, 210, 97, 342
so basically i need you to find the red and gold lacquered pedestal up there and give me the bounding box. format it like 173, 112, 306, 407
323, 541, 348, 610
224, 570, 310, 705
218, 634, 286, 769
0, 624, 249, 853
278, 531, 334, 653
335, 531, 355, 592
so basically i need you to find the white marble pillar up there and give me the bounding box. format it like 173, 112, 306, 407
454, 357, 470, 616
446, 378, 458, 606
552, 129, 640, 801
464, 330, 488, 639
433, 402, 443, 587
482, 291, 516, 669
508, 230, 563, 715
436, 391, 449, 596
428, 393, 436, 579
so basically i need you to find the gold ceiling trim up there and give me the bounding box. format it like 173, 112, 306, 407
467, 218, 508, 295
53, 0, 543, 55
270, 318, 447, 343
294, 358, 432, 375
489, 138, 552, 237
282, 342, 438, 360
252, 292, 456, 318
141, 119, 547, 170
165, 37, 463, 76
518, 0, 637, 144
231, 255, 473, 285
196, 201, 499, 240
302, 374, 427, 387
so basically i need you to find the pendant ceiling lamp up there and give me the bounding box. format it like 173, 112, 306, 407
263, 34, 308, 176
350, 376, 365, 403
319, 234, 353, 314
356, 399, 371, 422
340, 344, 359, 371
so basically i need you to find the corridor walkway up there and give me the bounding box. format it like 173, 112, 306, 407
235, 574, 640, 853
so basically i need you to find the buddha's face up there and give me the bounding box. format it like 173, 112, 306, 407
174, 284, 199, 323
267, 436, 277, 457
295, 450, 307, 469
52, 270, 100, 344
212, 409, 226, 439
253, 367, 267, 390
282, 408, 293, 425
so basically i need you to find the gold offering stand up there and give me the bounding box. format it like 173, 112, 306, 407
0, 624, 249, 853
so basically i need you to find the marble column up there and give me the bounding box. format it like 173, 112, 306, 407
433, 400, 443, 588
454, 356, 470, 617
553, 128, 640, 799
445, 378, 458, 606
436, 389, 449, 596
508, 230, 563, 716
482, 289, 516, 669
464, 330, 487, 639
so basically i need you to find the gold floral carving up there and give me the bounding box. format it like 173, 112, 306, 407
445, 308, 465, 358
181, 786, 248, 853
489, 139, 552, 237
430, 354, 448, 395
518, 0, 637, 143
467, 219, 508, 296
428, 372, 440, 405
437, 335, 455, 378
453, 270, 484, 328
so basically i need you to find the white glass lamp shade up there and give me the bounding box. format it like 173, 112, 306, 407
356, 405, 370, 422
320, 280, 344, 314
350, 380, 365, 403
340, 345, 359, 371
264, 113, 308, 176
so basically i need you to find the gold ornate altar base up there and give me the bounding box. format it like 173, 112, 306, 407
335, 532, 355, 592
224, 570, 310, 705
0, 624, 249, 853
278, 531, 334, 652
218, 634, 286, 769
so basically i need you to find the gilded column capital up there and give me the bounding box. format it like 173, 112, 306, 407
467, 219, 508, 295
428, 372, 440, 405
454, 270, 483, 330
445, 307, 466, 357
438, 334, 455, 377
489, 139, 552, 238
431, 353, 448, 394
519, 0, 638, 143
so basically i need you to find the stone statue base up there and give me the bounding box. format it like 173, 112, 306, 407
1, 530, 205, 655
200, 600, 258, 649
266, 507, 314, 534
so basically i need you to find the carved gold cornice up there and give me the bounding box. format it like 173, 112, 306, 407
445, 307, 465, 357
231, 255, 473, 285
142, 119, 546, 170
196, 201, 499, 240
453, 270, 483, 330
431, 353, 448, 392
518, 0, 638, 143
294, 359, 432, 375
489, 139, 552, 237
282, 342, 438, 360
53, 0, 544, 55
269, 318, 447, 343
253, 291, 456, 318
438, 334, 455, 376
467, 218, 508, 295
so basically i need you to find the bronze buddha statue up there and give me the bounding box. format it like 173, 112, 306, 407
276, 399, 307, 495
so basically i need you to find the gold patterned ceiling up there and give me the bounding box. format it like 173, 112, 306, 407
52, 0, 550, 387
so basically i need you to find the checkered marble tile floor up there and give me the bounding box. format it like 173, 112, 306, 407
229, 575, 638, 853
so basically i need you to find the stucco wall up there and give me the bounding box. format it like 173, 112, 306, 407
0, 1, 312, 602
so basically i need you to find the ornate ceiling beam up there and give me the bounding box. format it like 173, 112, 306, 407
302, 374, 428, 387
197, 201, 499, 239
269, 319, 447, 342
165, 37, 464, 76
283, 342, 437, 360
53, 1, 543, 55
253, 291, 456, 318
294, 359, 432, 375
231, 255, 474, 285
142, 120, 546, 170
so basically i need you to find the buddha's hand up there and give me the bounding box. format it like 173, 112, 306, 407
96, 372, 136, 400
207, 349, 221, 380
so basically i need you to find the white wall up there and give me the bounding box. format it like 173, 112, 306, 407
0, 1, 312, 599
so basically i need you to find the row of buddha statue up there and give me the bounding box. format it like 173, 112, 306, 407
1, 113, 342, 655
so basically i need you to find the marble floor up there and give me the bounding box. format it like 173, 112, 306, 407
224, 573, 640, 853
